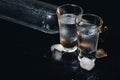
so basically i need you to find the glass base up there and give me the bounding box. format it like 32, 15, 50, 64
51, 44, 78, 61
63, 46, 78, 52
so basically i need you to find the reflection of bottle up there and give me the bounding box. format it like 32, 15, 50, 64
0, 0, 59, 34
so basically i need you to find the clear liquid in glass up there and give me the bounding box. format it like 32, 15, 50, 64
59, 14, 77, 52
77, 22, 99, 58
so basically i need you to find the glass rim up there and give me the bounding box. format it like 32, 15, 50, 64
81, 14, 103, 28
56, 4, 83, 16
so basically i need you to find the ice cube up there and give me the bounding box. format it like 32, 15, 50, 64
51, 44, 64, 61
78, 57, 95, 71
79, 23, 97, 38
78, 19, 88, 25
51, 44, 64, 52
61, 14, 76, 24
52, 49, 62, 61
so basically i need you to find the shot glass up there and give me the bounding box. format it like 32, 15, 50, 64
76, 14, 103, 70
57, 4, 83, 52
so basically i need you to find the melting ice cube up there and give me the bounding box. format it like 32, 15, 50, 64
61, 14, 76, 24
78, 57, 95, 71
78, 23, 98, 39
51, 44, 64, 61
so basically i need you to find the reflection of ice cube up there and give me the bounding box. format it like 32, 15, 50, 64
61, 27, 68, 36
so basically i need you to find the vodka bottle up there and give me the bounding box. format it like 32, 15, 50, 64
0, 0, 59, 34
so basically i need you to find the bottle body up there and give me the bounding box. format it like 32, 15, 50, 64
0, 0, 59, 34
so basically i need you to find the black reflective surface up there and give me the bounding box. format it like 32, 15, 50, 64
1, 0, 120, 79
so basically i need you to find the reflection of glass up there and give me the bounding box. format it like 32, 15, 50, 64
76, 14, 103, 59
74, 68, 98, 80
57, 4, 83, 52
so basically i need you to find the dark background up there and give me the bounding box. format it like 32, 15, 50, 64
0, 0, 120, 79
